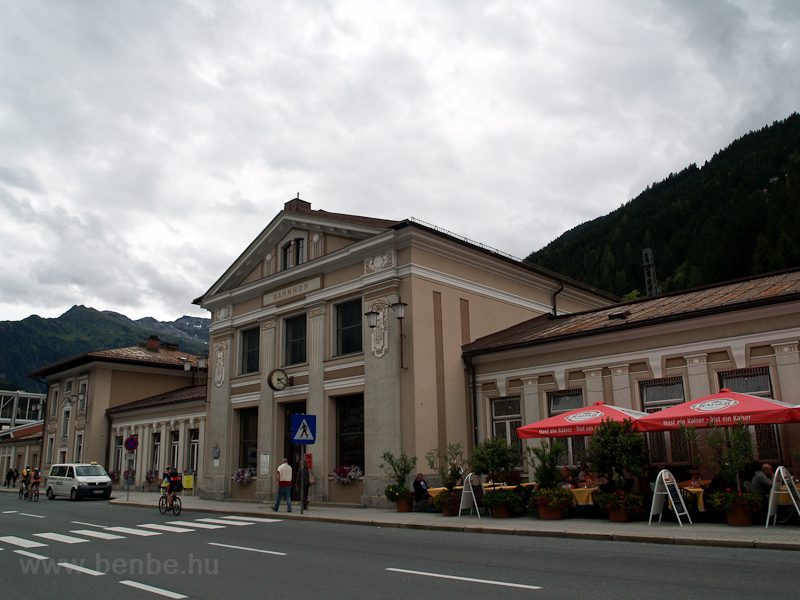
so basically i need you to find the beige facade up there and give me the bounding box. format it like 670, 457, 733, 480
196, 199, 614, 504
464, 269, 800, 478
28, 337, 204, 487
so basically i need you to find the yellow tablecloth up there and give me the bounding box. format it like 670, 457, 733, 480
571, 486, 598, 505
679, 487, 706, 511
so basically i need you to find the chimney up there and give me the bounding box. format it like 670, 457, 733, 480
284, 196, 311, 214
146, 335, 160, 351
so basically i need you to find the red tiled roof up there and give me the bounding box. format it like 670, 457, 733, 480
463, 268, 800, 355
28, 344, 203, 378
106, 385, 206, 415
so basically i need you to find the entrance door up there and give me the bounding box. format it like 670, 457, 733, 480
282, 401, 306, 499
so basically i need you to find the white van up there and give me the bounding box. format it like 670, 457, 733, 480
46, 463, 112, 500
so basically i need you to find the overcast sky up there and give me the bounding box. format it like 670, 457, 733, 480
1, 1, 798, 323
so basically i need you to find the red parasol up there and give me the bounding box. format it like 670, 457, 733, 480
516, 401, 648, 439
634, 389, 794, 432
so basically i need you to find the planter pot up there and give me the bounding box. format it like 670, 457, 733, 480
538, 505, 564, 520
442, 506, 457, 517
329, 480, 363, 504
725, 504, 753, 527
492, 503, 513, 518
609, 508, 630, 523
396, 497, 412, 512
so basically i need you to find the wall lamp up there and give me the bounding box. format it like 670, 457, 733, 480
365, 299, 408, 369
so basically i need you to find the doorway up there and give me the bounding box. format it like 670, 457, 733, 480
281, 401, 306, 499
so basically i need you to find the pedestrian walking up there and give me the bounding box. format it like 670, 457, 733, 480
12, 468, 19, 487
271, 458, 293, 512
5, 467, 13, 487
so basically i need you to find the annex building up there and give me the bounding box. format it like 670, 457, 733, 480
195, 198, 614, 504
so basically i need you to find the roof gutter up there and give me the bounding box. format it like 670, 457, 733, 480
464, 355, 479, 448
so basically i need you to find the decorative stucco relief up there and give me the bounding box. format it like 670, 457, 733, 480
365, 251, 395, 274
214, 340, 229, 388
370, 304, 389, 359
215, 305, 232, 321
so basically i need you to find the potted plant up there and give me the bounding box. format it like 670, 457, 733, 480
585, 418, 649, 491
681, 421, 754, 491
526, 439, 564, 489
108, 470, 120, 483
232, 467, 256, 485
123, 469, 136, 484
469, 437, 521, 483
384, 484, 414, 511
531, 486, 574, 520
482, 488, 526, 518
706, 489, 764, 526
145, 469, 160, 483
595, 490, 645, 522
380, 451, 417, 512
431, 488, 461, 516
330, 465, 363, 484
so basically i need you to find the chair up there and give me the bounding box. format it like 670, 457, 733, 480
458, 473, 491, 517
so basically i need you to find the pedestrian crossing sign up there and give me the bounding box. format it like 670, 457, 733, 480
291, 414, 316, 445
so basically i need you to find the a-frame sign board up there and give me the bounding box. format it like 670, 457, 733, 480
458, 473, 483, 518
765, 466, 800, 528
649, 469, 692, 527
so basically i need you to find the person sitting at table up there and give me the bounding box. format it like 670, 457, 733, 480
558, 466, 575, 487
413, 473, 432, 512
577, 463, 592, 483
750, 463, 774, 498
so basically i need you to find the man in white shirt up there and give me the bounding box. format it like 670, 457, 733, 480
272, 458, 293, 512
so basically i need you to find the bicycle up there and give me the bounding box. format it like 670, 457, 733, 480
19, 484, 29, 500
158, 489, 182, 515
28, 483, 40, 502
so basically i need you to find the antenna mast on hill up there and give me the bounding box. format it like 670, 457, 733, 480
642, 248, 661, 297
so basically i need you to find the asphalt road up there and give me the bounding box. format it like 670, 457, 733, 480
0, 492, 794, 599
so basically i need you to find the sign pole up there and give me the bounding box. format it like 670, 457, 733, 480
300, 444, 306, 515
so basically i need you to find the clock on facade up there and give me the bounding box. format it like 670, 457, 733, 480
267, 368, 290, 391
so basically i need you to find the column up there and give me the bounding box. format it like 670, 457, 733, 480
609, 364, 633, 409
257, 319, 277, 501
159, 422, 168, 473
520, 377, 540, 479
684, 353, 711, 399
474, 383, 485, 442
134, 425, 145, 486
197, 418, 206, 483
307, 304, 326, 498
203, 334, 234, 501
772, 342, 800, 402
177, 419, 187, 472
583, 368, 604, 405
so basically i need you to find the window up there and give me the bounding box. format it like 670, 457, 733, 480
50, 388, 58, 417
240, 327, 260, 374
336, 299, 363, 356
170, 431, 180, 469
46, 435, 55, 464
152, 432, 161, 470
336, 394, 364, 472
58, 449, 67, 464
61, 407, 71, 439
189, 429, 199, 473
281, 238, 306, 270
74, 432, 83, 462
65, 380, 73, 393
718, 367, 780, 461
77, 380, 87, 412
547, 389, 585, 467
285, 314, 307, 365
239, 407, 258, 470
114, 437, 123, 471
639, 377, 690, 465
491, 396, 523, 463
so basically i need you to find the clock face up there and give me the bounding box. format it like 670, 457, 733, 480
268, 369, 289, 391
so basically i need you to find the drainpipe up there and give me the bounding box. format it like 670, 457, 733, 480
552, 280, 564, 316
465, 355, 479, 448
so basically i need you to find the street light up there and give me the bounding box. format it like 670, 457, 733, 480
364, 299, 408, 369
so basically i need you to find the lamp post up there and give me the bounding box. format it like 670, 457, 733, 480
364, 299, 408, 369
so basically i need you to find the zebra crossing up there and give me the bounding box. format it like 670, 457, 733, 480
0, 515, 278, 551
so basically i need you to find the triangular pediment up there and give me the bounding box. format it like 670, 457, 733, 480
198, 201, 399, 301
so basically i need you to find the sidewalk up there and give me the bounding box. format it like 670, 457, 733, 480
102, 489, 800, 552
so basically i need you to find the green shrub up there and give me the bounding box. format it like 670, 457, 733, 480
380, 451, 417, 488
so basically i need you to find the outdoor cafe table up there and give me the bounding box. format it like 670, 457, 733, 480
570, 486, 598, 505
677, 480, 711, 512
426, 482, 537, 499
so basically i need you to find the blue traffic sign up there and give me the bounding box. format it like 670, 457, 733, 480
291, 414, 316, 445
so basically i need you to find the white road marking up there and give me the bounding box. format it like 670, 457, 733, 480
138, 524, 195, 533
0, 536, 47, 548
14, 550, 49, 560
221, 516, 280, 523
168, 521, 224, 529
196, 518, 252, 526
57, 562, 105, 576
207, 542, 286, 556
3, 510, 19, 513
104, 527, 161, 536
34, 532, 90, 544
18, 513, 45, 519
386, 568, 542, 590
72, 521, 106, 528
70, 529, 126, 540
120, 580, 187, 599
